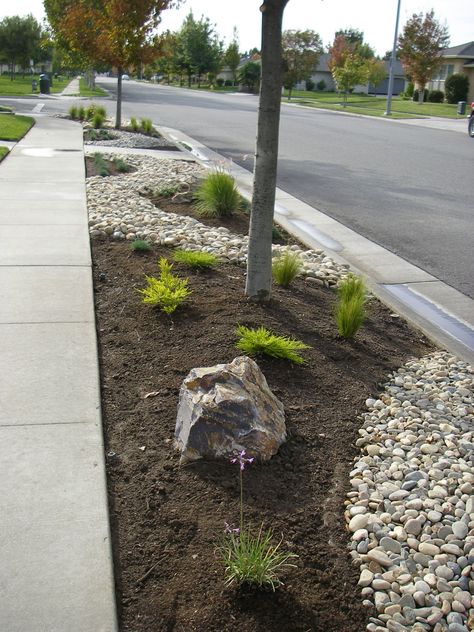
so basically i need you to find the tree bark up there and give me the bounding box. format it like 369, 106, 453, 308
245, 0, 289, 301
115, 68, 123, 129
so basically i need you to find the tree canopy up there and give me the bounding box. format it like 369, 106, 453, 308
174, 12, 223, 87
0, 14, 43, 79
397, 10, 449, 100
44, 0, 177, 125
282, 29, 323, 99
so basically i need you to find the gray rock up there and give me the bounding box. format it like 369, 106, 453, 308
380, 537, 402, 554
175, 356, 286, 463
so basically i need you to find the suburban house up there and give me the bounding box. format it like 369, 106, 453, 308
428, 41, 474, 103
300, 53, 406, 95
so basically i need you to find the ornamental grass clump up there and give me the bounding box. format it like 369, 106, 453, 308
130, 239, 151, 253
130, 116, 139, 132
93, 152, 109, 177
113, 157, 131, 173
335, 274, 367, 339
77, 105, 86, 121
140, 117, 153, 134
68, 105, 78, 119
92, 112, 105, 129
272, 250, 302, 287
194, 171, 240, 218
173, 249, 219, 269
235, 325, 310, 364
218, 450, 298, 590
138, 257, 190, 314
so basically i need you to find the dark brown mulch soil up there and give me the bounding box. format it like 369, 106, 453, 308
148, 195, 299, 246
92, 239, 434, 632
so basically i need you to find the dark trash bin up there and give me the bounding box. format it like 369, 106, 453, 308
457, 101, 467, 115
39, 74, 50, 94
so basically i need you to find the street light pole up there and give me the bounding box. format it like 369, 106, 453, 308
385, 0, 402, 116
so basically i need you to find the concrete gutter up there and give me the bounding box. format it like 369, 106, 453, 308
159, 125, 474, 366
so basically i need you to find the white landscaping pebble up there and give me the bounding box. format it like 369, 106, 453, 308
345, 352, 473, 632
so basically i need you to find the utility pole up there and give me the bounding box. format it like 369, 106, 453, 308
385, 0, 402, 116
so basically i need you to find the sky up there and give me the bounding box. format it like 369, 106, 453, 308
2, 0, 473, 56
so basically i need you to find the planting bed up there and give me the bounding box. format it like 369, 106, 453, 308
92, 238, 433, 632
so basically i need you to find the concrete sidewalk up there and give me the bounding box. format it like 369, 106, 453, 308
60, 77, 80, 96
0, 116, 117, 631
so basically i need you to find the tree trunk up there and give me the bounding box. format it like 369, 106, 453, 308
418, 84, 425, 103
245, 0, 289, 301
115, 69, 123, 129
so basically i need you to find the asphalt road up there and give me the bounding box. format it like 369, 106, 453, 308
4, 79, 473, 298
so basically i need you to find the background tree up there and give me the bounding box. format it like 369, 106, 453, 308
245, 0, 289, 301
282, 29, 323, 99
44, 0, 177, 127
175, 12, 222, 87
397, 10, 449, 103
224, 28, 240, 86
444, 73, 469, 104
367, 58, 387, 93
332, 54, 369, 105
328, 30, 380, 102
0, 15, 42, 80
237, 60, 261, 93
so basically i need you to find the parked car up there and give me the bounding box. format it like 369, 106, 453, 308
469, 102, 474, 137
122, 74, 130, 81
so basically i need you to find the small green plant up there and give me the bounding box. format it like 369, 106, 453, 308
138, 257, 190, 314
194, 171, 240, 217
78, 105, 86, 121
153, 184, 181, 198
335, 274, 366, 338
130, 239, 151, 252
92, 112, 105, 129
235, 325, 310, 364
272, 250, 302, 287
140, 117, 153, 134
130, 116, 139, 132
93, 152, 109, 177
173, 249, 219, 269
113, 157, 131, 173
218, 451, 298, 590
86, 104, 106, 120
68, 105, 78, 119
272, 225, 283, 242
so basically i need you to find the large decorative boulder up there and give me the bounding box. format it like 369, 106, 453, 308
175, 356, 286, 464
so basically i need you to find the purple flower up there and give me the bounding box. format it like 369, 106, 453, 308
224, 522, 240, 535
230, 449, 254, 471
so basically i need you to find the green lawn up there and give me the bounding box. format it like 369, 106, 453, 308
282, 90, 465, 119
78, 78, 108, 97
0, 74, 70, 96
0, 146, 9, 161
0, 114, 35, 141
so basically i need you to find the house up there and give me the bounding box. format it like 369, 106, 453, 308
429, 41, 474, 102
297, 54, 406, 95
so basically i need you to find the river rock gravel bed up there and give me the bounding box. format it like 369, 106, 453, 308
348, 352, 474, 632
86, 153, 351, 286
86, 152, 474, 632
84, 127, 177, 149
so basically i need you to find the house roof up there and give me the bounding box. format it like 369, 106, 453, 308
442, 41, 474, 58
315, 53, 405, 77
